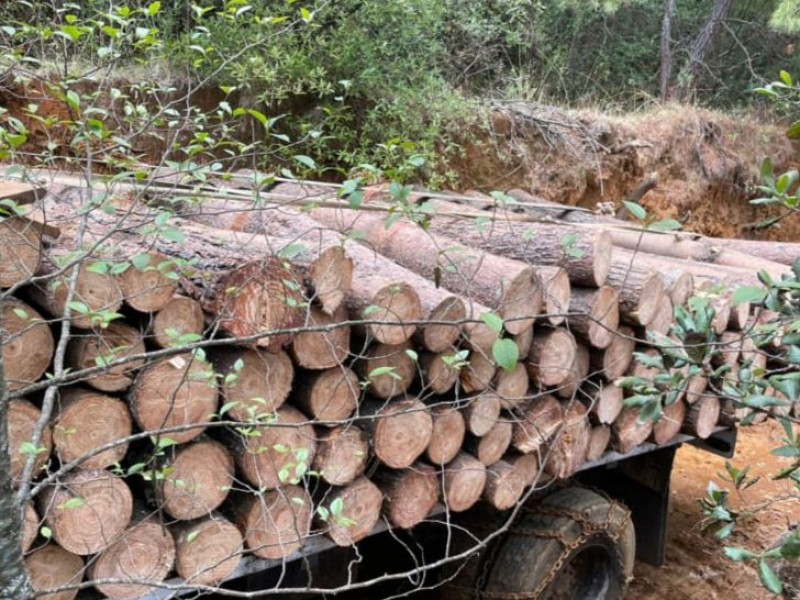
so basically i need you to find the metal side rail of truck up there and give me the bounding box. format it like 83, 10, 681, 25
121, 425, 736, 600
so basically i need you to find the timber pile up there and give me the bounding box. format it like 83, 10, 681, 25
3, 176, 784, 598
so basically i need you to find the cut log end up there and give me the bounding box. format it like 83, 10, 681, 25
367, 399, 433, 469
9, 399, 53, 483
652, 400, 687, 446
421, 351, 460, 396
66, 323, 145, 392
378, 463, 438, 529
502, 267, 543, 335
427, 406, 466, 465
483, 459, 526, 510
612, 407, 654, 455
152, 295, 204, 349
511, 395, 565, 455
592, 231, 613, 287
312, 425, 369, 486
586, 425, 611, 462
0, 217, 42, 289
237, 486, 312, 560
527, 328, 577, 388
684, 395, 721, 440
290, 304, 350, 369
365, 281, 423, 345
215, 347, 294, 421
466, 420, 513, 467
419, 295, 465, 353
442, 452, 487, 513
586, 286, 621, 349
174, 516, 243, 586
119, 252, 179, 313
26, 543, 84, 600
463, 392, 502, 437
324, 476, 383, 546
598, 326, 636, 380
542, 267, 571, 326
2, 299, 54, 392
294, 366, 359, 424
308, 245, 354, 315
359, 341, 416, 399
591, 383, 624, 425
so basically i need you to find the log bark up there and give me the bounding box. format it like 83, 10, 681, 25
118, 251, 179, 313
0, 217, 43, 289
129, 352, 219, 445
420, 351, 460, 396
2, 298, 54, 392
293, 366, 359, 424
612, 407, 654, 455
307, 207, 543, 335
360, 398, 433, 469
86, 514, 175, 600
544, 402, 590, 479
214, 346, 294, 421
426, 405, 466, 465
586, 425, 611, 462
356, 340, 416, 400
311, 425, 369, 486
290, 304, 350, 369
652, 400, 687, 445
173, 515, 243, 586
462, 392, 501, 437
65, 322, 145, 392
441, 452, 487, 512
234, 486, 312, 560
52, 388, 132, 470
39, 470, 133, 556
322, 476, 383, 546
707, 237, 800, 267
568, 286, 620, 349
607, 249, 668, 326
511, 395, 565, 455
25, 543, 84, 600
527, 327, 578, 388
156, 438, 235, 521
151, 295, 204, 349
464, 420, 513, 467
592, 325, 636, 381
9, 399, 53, 483
482, 460, 526, 510
683, 395, 721, 439
376, 462, 439, 529
231, 405, 317, 490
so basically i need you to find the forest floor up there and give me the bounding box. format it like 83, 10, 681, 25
627, 420, 800, 600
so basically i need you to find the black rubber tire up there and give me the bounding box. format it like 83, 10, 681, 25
446, 487, 636, 600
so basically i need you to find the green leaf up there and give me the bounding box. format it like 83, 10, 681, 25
761, 157, 775, 185
647, 218, 682, 232
480, 312, 504, 334
147, 1, 161, 16
40, 526, 52, 539
732, 286, 766, 306
787, 121, 800, 140
780, 533, 800, 558
65, 90, 81, 111
60, 497, 85, 510
278, 243, 306, 259
186, 530, 199, 543
780, 70, 794, 86
725, 546, 758, 561
368, 366, 400, 380
293, 155, 316, 170
622, 200, 647, 221
759, 558, 782, 594
492, 338, 519, 372
12, 308, 28, 320
131, 253, 152, 270
330, 497, 344, 516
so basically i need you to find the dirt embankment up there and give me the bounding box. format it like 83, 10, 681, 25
450, 103, 800, 243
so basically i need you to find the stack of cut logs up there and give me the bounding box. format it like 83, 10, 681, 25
3, 178, 790, 599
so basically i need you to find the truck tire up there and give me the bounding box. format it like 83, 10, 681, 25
446, 487, 636, 599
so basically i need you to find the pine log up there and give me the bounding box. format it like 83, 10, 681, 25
482, 460, 526, 510
0, 216, 43, 289
173, 516, 243, 586
376, 462, 439, 529
413, 294, 466, 354
151, 295, 205, 349
293, 366, 359, 424
25, 543, 84, 600
464, 420, 513, 467
462, 391, 502, 437
607, 249, 668, 326
683, 395, 721, 439
213, 347, 293, 422
2, 298, 54, 392
129, 352, 219, 444
350, 279, 422, 346
539, 267, 571, 326
360, 398, 433, 469
9, 399, 53, 483
544, 402, 590, 479
420, 350, 460, 396
556, 343, 590, 400
311, 425, 369, 486
118, 251, 179, 313
35, 261, 124, 330
684, 375, 709, 405
652, 400, 687, 445
527, 327, 578, 388
568, 286, 620, 349
504, 452, 540, 488
86, 514, 175, 600
512, 326, 534, 359
441, 452, 487, 512
406, 194, 613, 288
588, 383, 624, 425
52, 388, 132, 470
586, 425, 611, 462
683, 236, 800, 269
592, 325, 635, 381
356, 340, 416, 399
322, 476, 383, 546
289, 304, 350, 369
612, 407, 654, 455
39, 470, 133, 556
511, 395, 565, 455
235, 486, 312, 560
65, 322, 145, 392
156, 438, 235, 521
307, 207, 544, 335
459, 343, 498, 394
494, 362, 530, 409
23, 501, 39, 553
426, 405, 466, 465
205, 257, 305, 352
231, 405, 317, 490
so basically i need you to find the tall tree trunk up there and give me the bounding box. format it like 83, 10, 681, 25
677, 0, 735, 101
0, 342, 36, 598
660, 0, 677, 101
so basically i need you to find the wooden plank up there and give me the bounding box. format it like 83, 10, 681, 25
0, 181, 47, 206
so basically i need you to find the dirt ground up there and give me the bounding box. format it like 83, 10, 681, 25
627, 420, 800, 599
